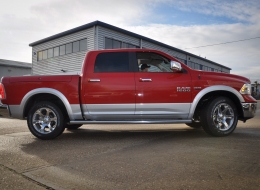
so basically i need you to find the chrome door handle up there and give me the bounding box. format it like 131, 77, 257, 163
140, 78, 152, 82
88, 79, 100, 82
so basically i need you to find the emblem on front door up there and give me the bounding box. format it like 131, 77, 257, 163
177, 87, 191, 92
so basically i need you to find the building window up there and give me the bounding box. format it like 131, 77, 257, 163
177, 58, 186, 64
42, 50, 47, 60
48, 48, 53, 58
73, 41, 79, 53
80, 39, 87, 51
60, 45, 65, 56
105, 37, 139, 49
37, 51, 42, 61
113, 39, 121, 48
200, 65, 203, 70
211, 68, 214, 72
37, 38, 87, 61
105, 38, 113, 49
122, 42, 138, 48
66, 43, 72, 54
54, 47, 59, 57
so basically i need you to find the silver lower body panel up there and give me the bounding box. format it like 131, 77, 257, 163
83, 103, 191, 120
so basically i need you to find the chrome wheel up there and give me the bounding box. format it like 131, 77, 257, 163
212, 103, 234, 131
32, 107, 58, 134
201, 97, 238, 137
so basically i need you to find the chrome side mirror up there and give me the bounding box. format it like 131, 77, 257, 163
170, 61, 182, 72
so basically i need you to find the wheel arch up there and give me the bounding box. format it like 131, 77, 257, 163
22, 88, 73, 120
189, 85, 244, 120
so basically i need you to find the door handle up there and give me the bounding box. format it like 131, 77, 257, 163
140, 78, 152, 82
88, 79, 100, 82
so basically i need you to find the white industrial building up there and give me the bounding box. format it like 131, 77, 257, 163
0, 59, 31, 79
29, 21, 231, 75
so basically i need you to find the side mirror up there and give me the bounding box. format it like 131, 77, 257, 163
170, 61, 182, 72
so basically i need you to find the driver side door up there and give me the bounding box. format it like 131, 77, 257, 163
134, 52, 192, 119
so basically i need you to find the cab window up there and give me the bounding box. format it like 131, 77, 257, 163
136, 52, 172, 72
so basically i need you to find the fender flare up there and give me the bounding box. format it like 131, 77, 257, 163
188, 85, 244, 119
21, 88, 76, 120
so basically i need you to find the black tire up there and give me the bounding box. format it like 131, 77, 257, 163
186, 121, 201, 129
201, 97, 238, 137
66, 124, 83, 130
27, 101, 65, 140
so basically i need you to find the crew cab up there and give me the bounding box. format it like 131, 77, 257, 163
0, 49, 257, 139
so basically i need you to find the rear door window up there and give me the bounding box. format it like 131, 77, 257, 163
94, 52, 130, 72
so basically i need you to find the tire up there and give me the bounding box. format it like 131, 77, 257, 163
201, 97, 238, 137
27, 101, 65, 140
66, 124, 83, 130
186, 121, 201, 129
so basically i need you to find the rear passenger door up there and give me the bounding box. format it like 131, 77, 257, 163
82, 52, 136, 119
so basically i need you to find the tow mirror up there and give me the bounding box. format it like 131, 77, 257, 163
170, 61, 182, 72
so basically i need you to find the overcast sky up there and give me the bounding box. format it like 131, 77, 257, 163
0, 0, 259, 82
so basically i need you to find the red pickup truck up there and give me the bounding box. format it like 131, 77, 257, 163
0, 49, 257, 139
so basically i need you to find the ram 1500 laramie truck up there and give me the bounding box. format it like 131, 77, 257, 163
0, 49, 257, 139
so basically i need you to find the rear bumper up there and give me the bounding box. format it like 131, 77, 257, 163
241, 102, 257, 118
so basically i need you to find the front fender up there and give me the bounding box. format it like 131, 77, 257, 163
188, 85, 244, 119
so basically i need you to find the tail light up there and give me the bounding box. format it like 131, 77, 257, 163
0, 83, 6, 99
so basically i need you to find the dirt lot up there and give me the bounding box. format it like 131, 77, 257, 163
0, 103, 260, 190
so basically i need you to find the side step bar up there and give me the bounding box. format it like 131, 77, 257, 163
69, 120, 192, 125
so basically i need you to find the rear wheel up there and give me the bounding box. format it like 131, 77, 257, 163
201, 97, 238, 137
27, 101, 65, 140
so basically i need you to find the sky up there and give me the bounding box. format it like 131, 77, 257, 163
0, 0, 260, 82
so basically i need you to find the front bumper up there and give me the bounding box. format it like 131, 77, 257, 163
242, 102, 257, 118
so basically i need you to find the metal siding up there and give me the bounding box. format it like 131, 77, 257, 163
32, 28, 95, 75
97, 26, 140, 49
187, 55, 226, 72
142, 40, 186, 60
0, 66, 31, 79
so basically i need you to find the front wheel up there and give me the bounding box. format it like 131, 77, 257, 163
27, 101, 65, 140
201, 97, 238, 137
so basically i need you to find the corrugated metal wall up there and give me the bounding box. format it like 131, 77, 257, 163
142, 40, 187, 60
188, 56, 222, 71
32, 28, 95, 75
0, 66, 31, 79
